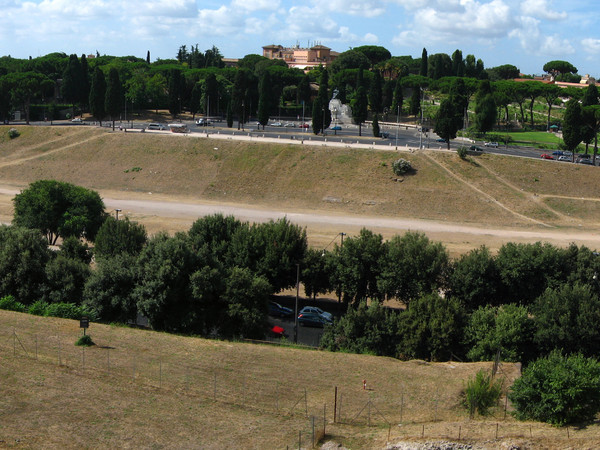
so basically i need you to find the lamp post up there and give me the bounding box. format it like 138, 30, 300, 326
294, 263, 300, 344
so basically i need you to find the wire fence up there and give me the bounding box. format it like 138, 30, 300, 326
3, 325, 597, 448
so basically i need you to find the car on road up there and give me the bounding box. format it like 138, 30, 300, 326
71, 117, 82, 123
380, 132, 390, 138
196, 118, 211, 126
271, 122, 283, 127
540, 153, 554, 160
299, 123, 310, 128
579, 158, 595, 166
563, 151, 573, 157
552, 150, 563, 156
299, 306, 333, 321
469, 145, 484, 152
268, 301, 293, 319
558, 155, 571, 162
331, 125, 342, 131
436, 138, 446, 142
147, 123, 167, 130
284, 122, 295, 127
297, 312, 332, 327
484, 142, 499, 148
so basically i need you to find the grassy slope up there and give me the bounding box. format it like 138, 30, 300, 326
1, 126, 599, 234
5, 309, 592, 449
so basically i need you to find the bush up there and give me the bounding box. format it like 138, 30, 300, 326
28, 300, 50, 316
0, 295, 27, 312
392, 158, 412, 175
457, 146, 468, 159
8, 128, 20, 139
509, 351, 600, 426
44, 302, 94, 320
75, 334, 95, 346
463, 369, 503, 417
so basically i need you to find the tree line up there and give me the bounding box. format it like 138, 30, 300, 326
1, 44, 588, 141
4, 180, 600, 363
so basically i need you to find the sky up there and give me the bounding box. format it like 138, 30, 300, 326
1, 0, 599, 77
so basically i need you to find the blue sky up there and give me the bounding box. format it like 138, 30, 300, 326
1, 0, 598, 76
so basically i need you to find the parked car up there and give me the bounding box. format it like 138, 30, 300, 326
469, 145, 484, 152
297, 312, 332, 328
552, 150, 563, 156
484, 142, 499, 148
436, 138, 446, 142
299, 306, 333, 321
540, 153, 554, 160
579, 158, 595, 166
557, 155, 571, 162
268, 301, 293, 318
196, 118, 211, 126
299, 123, 310, 128
147, 123, 166, 130
563, 151, 573, 157
284, 122, 295, 127
331, 125, 342, 131
271, 122, 283, 127
71, 117, 82, 123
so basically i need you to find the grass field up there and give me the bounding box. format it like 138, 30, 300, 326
1, 125, 600, 256
4, 309, 600, 449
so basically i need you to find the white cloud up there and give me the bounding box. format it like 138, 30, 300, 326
582, 38, 600, 55
510, 16, 574, 57
520, 0, 567, 21
310, 0, 386, 17
231, 0, 279, 12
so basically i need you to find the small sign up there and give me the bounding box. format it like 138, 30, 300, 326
80, 317, 89, 329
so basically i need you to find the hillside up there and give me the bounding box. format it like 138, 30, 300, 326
0, 125, 600, 254
6, 309, 600, 449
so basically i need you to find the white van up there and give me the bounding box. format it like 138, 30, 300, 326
147, 123, 166, 130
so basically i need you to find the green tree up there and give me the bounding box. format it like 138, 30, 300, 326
257, 70, 271, 129
351, 69, 368, 136
335, 228, 386, 304
391, 78, 403, 117
464, 304, 535, 362
533, 283, 600, 357
562, 98, 583, 154
59, 236, 92, 264
45, 254, 90, 304
321, 301, 400, 356
473, 80, 497, 134
317, 69, 332, 130
231, 69, 248, 129
89, 67, 106, 124
434, 97, 462, 149
134, 233, 196, 332
105, 67, 122, 130
420, 48, 428, 77
0, 225, 50, 305
540, 84, 561, 130
330, 50, 370, 73
301, 248, 332, 299
13, 180, 107, 244
543, 60, 578, 79
368, 70, 382, 113
397, 293, 466, 361
447, 246, 501, 311
82, 254, 138, 323
312, 96, 323, 135
167, 69, 183, 117
509, 351, 600, 426
188, 214, 244, 262
372, 114, 380, 137
353, 45, 391, 67
378, 232, 448, 307
61, 54, 83, 115
94, 217, 147, 258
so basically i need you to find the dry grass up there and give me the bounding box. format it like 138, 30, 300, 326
7, 309, 598, 449
1, 126, 600, 256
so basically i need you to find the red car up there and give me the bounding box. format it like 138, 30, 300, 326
540, 154, 554, 160
299, 123, 309, 128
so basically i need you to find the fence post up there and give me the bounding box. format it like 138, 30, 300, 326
304, 388, 308, 416
458, 425, 461, 440
334, 386, 337, 423
495, 423, 499, 439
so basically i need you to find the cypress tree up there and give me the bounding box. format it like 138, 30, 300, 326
420, 48, 428, 77
89, 67, 106, 125
351, 69, 368, 136
317, 69, 331, 130
257, 71, 271, 129
168, 69, 182, 117
105, 68, 122, 130
368, 70, 383, 114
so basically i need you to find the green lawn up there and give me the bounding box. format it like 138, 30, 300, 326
506, 130, 563, 147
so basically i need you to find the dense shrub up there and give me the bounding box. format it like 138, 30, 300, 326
75, 334, 95, 346
457, 146, 468, 159
509, 351, 600, 426
463, 369, 503, 417
8, 128, 20, 139
28, 300, 49, 316
44, 302, 95, 320
0, 295, 27, 312
392, 158, 412, 175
